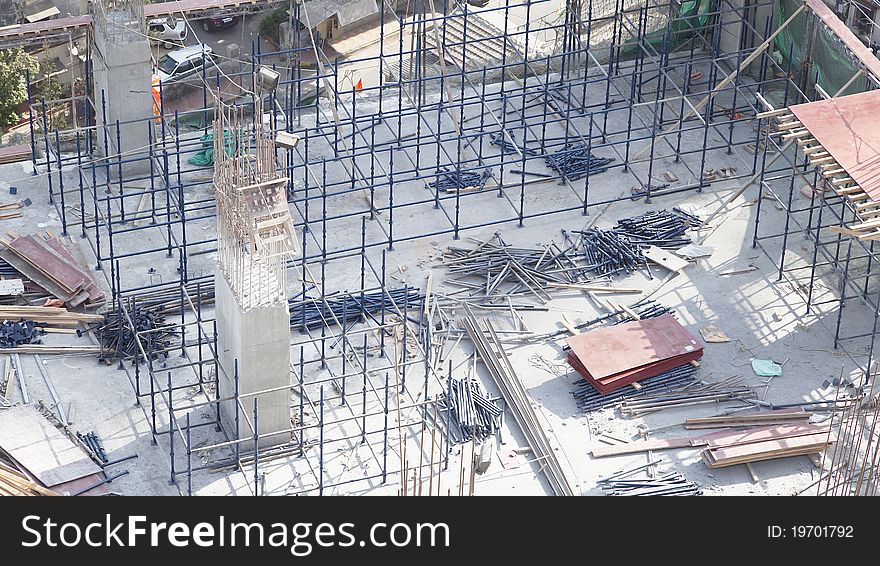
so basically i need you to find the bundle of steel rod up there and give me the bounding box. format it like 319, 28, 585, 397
620, 376, 757, 417
433, 378, 502, 444
613, 210, 694, 249
574, 228, 647, 275
598, 468, 702, 496
129, 279, 215, 315
463, 308, 575, 496
544, 144, 614, 180
76, 431, 108, 464
489, 132, 542, 156
572, 363, 698, 412
289, 288, 422, 330
817, 389, 880, 496
610, 299, 675, 324
427, 168, 491, 193
94, 304, 179, 364
441, 235, 582, 302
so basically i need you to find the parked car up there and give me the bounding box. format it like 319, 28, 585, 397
154, 44, 215, 84
147, 17, 187, 47
200, 12, 239, 32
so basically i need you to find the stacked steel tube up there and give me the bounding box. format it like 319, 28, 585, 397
620, 376, 756, 417
544, 144, 614, 180
598, 468, 702, 496
77, 431, 108, 464
435, 378, 502, 444
289, 288, 422, 330
572, 363, 698, 412
613, 209, 697, 249
427, 168, 491, 192
574, 228, 646, 275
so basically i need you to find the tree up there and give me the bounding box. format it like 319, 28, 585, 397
0, 48, 39, 128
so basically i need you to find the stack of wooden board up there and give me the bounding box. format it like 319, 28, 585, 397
0, 405, 110, 496
0, 305, 103, 353
565, 314, 703, 394
702, 424, 834, 468
684, 408, 812, 429
0, 233, 104, 308
590, 424, 834, 469
0, 144, 30, 165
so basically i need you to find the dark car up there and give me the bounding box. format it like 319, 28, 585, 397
200, 13, 239, 32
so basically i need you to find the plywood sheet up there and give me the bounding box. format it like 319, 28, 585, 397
565, 314, 702, 381
789, 90, 880, 202
0, 405, 100, 486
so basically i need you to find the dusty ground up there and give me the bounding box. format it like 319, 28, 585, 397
0, 49, 864, 497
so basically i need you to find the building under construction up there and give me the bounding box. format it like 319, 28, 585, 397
2, 0, 880, 497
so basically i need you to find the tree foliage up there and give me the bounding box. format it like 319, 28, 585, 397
259, 7, 289, 45
0, 48, 39, 128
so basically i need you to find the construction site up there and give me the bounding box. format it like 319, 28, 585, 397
2, 0, 880, 497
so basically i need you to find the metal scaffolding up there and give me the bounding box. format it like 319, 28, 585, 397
23, 0, 854, 495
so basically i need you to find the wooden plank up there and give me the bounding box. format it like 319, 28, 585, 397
643, 246, 689, 272
7, 236, 87, 293
39, 235, 104, 303
0, 406, 101, 486
591, 436, 701, 458
0, 249, 85, 306
0, 345, 101, 354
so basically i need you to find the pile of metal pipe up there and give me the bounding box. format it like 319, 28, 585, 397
434, 378, 502, 444
572, 363, 698, 412
95, 304, 179, 364
427, 168, 491, 192
598, 466, 702, 496
129, 280, 215, 315
489, 132, 542, 156
620, 376, 756, 417
463, 308, 575, 496
441, 234, 580, 302
544, 144, 614, 180
574, 228, 646, 275
289, 288, 422, 330
613, 210, 695, 249
77, 431, 108, 464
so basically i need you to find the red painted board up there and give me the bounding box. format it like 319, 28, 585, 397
565, 314, 703, 381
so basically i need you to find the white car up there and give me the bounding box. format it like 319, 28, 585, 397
147, 17, 188, 46
154, 44, 215, 84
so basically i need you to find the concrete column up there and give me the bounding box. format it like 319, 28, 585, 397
215, 271, 292, 448
92, 20, 152, 175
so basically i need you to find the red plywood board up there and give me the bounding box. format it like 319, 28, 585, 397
7, 235, 87, 293
789, 90, 880, 202
565, 314, 702, 380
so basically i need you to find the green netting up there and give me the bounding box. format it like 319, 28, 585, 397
774, 0, 864, 96
187, 130, 235, 168
621, 0, 716, 55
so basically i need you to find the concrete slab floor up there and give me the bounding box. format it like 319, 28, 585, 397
0, 68, 864, 496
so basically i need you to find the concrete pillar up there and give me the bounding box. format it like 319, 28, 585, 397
215, 272, 292, 448
92, 18, 152, 176
719, 0, 773, 76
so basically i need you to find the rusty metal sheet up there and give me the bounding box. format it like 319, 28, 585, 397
789, 90, 880, 202
565, 314, 702, 381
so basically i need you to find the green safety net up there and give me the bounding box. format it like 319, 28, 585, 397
187, 129, 235, 168
774, 0, 866, 96
621, 0, 716, 55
